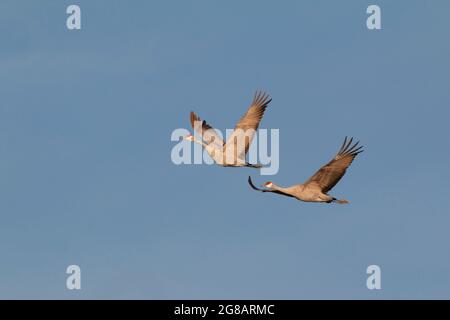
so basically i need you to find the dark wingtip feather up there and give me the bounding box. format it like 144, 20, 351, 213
338, 136, 348, 153
253, 90, 271, 107
345, 140, 360, 154
344, 137, 354, 152
337, 137, 365, 157
354, 146, 364, 155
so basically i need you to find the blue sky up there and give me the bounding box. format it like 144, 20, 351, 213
1, 0, 450, 299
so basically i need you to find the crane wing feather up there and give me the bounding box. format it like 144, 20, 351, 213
224, 91, 271, 159
304, 137, 363, 193
190, 111, 224, 148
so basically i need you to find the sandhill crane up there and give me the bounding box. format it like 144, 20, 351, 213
184, 91, 271, 168
248, 137, 363, 204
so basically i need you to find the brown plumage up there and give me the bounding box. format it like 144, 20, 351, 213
248, 137, 363, 204
226, 91, 271, 157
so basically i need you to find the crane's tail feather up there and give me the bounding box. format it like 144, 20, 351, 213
333, 198, 349, 204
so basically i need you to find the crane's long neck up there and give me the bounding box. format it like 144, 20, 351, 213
269, 183, 298, 196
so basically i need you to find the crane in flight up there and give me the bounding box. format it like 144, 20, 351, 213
248, 137, 363, 204
185, 91, 271, 168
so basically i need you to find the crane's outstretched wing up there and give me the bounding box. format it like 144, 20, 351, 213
247, 176, 295, 198
190, 111, 224, 148
225, 91, 271, 159
304, 137, 363, 193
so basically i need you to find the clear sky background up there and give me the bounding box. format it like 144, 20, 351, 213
1, 0, 449, 299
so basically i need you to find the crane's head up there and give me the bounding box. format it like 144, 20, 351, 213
184, 134, 195, 142
263, 181, 273, 188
